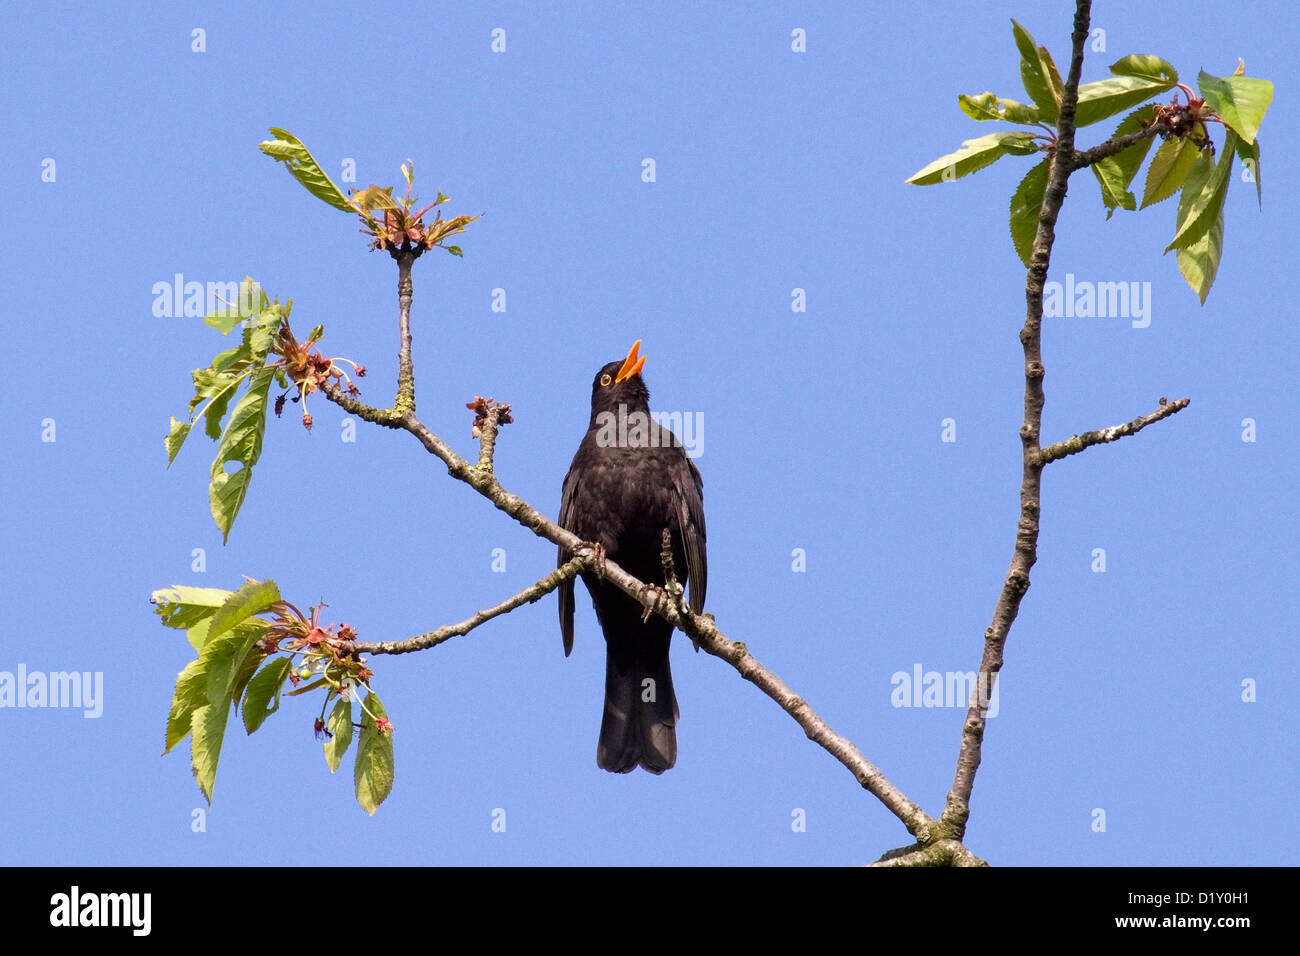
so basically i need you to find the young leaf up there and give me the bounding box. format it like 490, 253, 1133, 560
230, 641, 268, 710
906, 131, 1038, 185
209, 367, 276, 541
202, 379, 241, 441
1177, 204, 1224, 305
246, 305, 284, 367
1165, 133, 1235, 254
1233, 136, 1261, 207
1140, 136, 1198, 209
958, 92, 1040, 124
354, 692, 394, 815
188, 367, 245, 418
165, 656, 209, 755
204, 307, 246, 335
152, 585, 235, 631
1091, 106, 1157, 219
349, 184, 402, 212
242, 656, 294, 734
325, 697, 354, 772
190, 689, 233, 805
1011, 20, 1060, 123
258, 128, 355, 213
210, 466, 253, 545
1009, 159, 1050, 267
166, 417, 193, 467
190, 629, 262, 803
206, 578, 281, 643
1197, 70, 1274, 145
1109, 54, 1177, 85
1091, 163, 1131, 219
1075, 75, 1176, 128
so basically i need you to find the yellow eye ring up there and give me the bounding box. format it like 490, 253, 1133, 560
599, 373, 612, 386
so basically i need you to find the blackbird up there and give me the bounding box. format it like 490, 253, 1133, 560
558, 340, 706, 774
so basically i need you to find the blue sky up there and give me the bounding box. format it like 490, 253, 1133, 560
2, 0, 1295, 866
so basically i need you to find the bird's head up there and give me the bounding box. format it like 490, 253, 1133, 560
589, 339, 650, 423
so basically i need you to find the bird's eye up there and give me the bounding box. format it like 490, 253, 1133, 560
599, 373, 612, 386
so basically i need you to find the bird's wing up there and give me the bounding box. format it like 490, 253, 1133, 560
674, 455, 707, 612
557, 463, 581, 656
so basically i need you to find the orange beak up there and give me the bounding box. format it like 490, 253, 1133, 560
614, 339, 647, 383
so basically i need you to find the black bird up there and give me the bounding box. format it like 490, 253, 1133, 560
558, 340, 707, 773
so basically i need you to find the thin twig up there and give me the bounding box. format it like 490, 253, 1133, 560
1071, 120, 1171, 170
342, 557, 587, 655
1039, 398, 1190, 464
394, 248, 416, 415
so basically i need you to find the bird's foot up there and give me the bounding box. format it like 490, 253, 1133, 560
639, 583, 668, 623
583, 541, 607, 580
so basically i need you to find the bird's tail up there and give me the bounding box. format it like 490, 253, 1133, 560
598, 648, 679, 774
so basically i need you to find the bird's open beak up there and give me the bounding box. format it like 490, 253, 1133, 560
615, 339, 647, 382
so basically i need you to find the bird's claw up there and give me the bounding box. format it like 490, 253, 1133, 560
640, 583, 668, 623
584, 542, 607, 580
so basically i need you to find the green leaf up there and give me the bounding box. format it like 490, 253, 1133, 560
204, 308, 246, 335
1011, 20, 1060, 123
188, 366, 244, 418
1009, 159, 1050, 267
202, 383, 239, 441
445, 245, 463, 257
242, 656, 293, 735
212, 345, 249, 374
1091, 162, 1132, 219
246, 305, 284, 367
207, 578, 281, 643
1091, 106, 1157, 219
906, 131, 1038, 185
209, 468, 253, 544
325, 697, 354, 772
349, 184, 401, 212
354, 692, 394, 815
1075, 75, 1176, 128
190, 628, 262, 803
1165, 133, 1235, 254
209, 367, 275, 542
958, 92, 1040, 124
258, 128, 354, 213
230, 642, 268, 710
1140, 136, 1198, 209
165, 656, 209, 755
152, 585, 234, 630
1177, 204, 1224, 305
1198, 70, 1274, 146
166, 416, 193, 466
1233, 136, 1261, 207
1109, 54, 1177, 85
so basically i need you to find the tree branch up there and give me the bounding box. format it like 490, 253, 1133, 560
343, 556, 587, 655
1071, 119, 1171, 170
940, 0, 1093, 839
870, 840, 989, 867
1039, 397, 1190, 464
393, 248, 416, 415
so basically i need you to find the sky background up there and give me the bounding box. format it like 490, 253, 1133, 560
2, 1, 1295, 866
